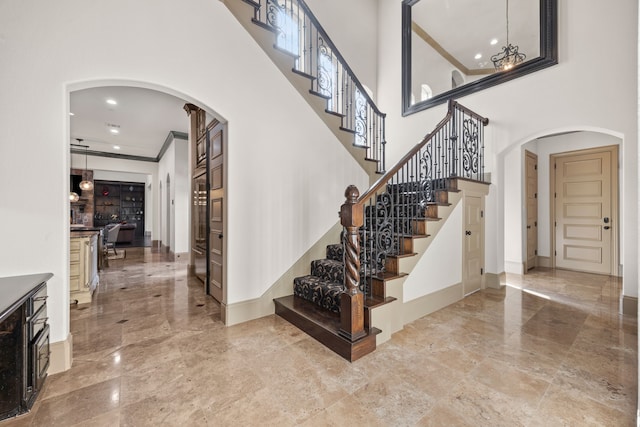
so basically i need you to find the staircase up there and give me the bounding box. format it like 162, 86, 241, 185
223, 0, 386, 180
275, 100, 490, 361
223, 0, 491, 361
274, 176, 468, 360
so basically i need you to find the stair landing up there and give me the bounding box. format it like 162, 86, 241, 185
274, 295, 380, 362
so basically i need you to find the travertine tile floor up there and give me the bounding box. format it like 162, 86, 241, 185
3, 248, 637, 426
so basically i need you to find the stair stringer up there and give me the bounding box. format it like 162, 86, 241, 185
369, 182, 489, 346
222, 0, 381, 183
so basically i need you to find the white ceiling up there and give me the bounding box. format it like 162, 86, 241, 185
412, 0, 540, 70
70, 86, 189, 159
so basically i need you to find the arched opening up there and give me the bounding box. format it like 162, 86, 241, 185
451, 70, 464, 89
67, 80, 228, 312
499, 128, 623, 277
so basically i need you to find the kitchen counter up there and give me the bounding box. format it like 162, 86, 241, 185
71, 228, 104, 269
69, 231, 100, 304
70, 226, 102, 234
0, 273, 52, 420
0, 273, 52, 322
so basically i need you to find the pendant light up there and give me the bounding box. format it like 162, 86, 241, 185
491, 0, 526, 71
69, 191, 80, 203
77, 139, 94, 191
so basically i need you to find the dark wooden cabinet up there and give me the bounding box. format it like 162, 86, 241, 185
195, 109, 207, 168
0, 273, 51, 421
94, 181, 145, 239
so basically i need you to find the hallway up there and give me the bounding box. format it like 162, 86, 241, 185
3, 248, 636, 426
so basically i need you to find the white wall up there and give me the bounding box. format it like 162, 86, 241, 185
0, 0, 368, 347
403, 201, 462, 302
158, 140, 175, 249
157, 136, 190, 254
377, 0, 638, 298
174, 139, 190, 255
305, 0, 378, 98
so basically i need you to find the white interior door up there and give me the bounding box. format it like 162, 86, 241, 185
463, 195, 483, 295
554, 148, 614, 274
525, 151, 538, 271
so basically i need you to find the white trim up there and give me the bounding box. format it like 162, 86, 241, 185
403, 282, 463, 325
49, 333, 73, 374
505, 261, 525, 275
537, 256, 552, 268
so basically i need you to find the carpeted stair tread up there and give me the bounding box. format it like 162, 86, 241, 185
326, 244, 343, 262
293, 275, 342, 313
311, 259, 344, 283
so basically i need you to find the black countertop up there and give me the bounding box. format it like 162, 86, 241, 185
0, 273, 53, 322
70, 227, 103, 232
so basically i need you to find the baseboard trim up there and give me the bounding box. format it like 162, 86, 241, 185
49, 333, 73, 374
537, 256, 552, 268
403, 282, 463, 325
173, 252, 189, 261
223, 221, 343, 326
484, 272, 502, 289
622, 295, 638, 316
505, 261, 524, 275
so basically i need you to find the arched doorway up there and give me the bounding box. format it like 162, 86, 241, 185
500, 129, 622, 277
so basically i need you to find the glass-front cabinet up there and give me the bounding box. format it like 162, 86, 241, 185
94, 180, 145, 238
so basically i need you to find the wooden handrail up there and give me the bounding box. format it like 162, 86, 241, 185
338, 100, 489, 341
250, 0, 387, 171
356, 100, 488, 206
295, 0, 386, 118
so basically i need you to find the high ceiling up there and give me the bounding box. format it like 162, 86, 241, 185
412, 0, 540, 71
70, 86, 189, 159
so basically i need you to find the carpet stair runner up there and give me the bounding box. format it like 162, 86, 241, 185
293, 244, 344, 313
292, 179, 456, 313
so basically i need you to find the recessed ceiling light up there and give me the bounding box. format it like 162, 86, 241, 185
106, 99, 117, 105
113, 145, 121, 150
69, 112, 75, 116
490, 38, 498, 45
110, 129, 119, 134
474, 53, 482, 60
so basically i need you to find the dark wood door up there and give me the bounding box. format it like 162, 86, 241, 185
208, 122, 224, 303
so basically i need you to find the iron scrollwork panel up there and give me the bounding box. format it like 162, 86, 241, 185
462, 118, 480, 178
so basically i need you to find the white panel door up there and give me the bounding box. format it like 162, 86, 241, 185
463, 195, 483, 295
525, 151, 538, 271
555, 150, 612, 274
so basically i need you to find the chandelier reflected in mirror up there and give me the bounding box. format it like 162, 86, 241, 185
491, 0, 526, 71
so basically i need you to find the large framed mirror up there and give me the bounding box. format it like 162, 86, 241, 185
402, 0, 557, 115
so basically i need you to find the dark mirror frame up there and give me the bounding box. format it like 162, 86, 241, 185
402, 0, 558, 116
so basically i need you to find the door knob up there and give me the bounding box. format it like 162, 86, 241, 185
603, 217, 610, 224
465, 230, 471, 236
218, 234, 223, 239
527, 225, 531, 229
604, 226, 610, 230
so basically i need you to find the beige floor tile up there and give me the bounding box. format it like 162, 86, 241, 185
13, 248, 634, 427
530, 383, 633, 427
469, 358, 550, 407
427, 378, 536, 427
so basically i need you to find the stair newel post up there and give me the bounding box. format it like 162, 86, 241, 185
339, 185, 366, 341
